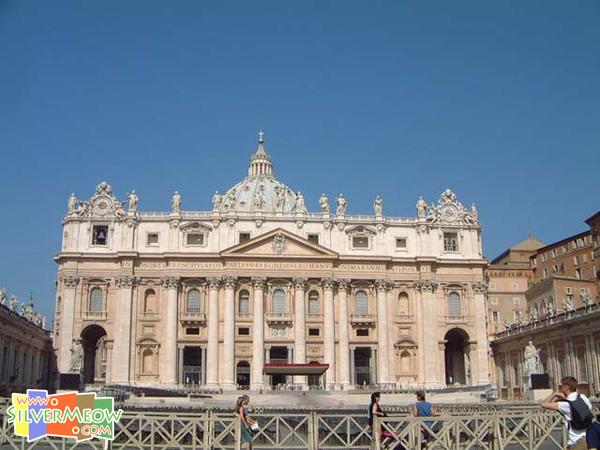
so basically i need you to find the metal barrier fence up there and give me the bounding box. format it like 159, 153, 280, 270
0, 406, 580, 450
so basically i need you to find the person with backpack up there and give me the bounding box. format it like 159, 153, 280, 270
542, 376, 593, 450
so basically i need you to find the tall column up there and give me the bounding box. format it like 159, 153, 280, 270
58, 276, 79, 373
349, 347, 355, 385
472, 282, 491, 385
375, 280, 390, 384
111, 275, 137, 384
178, 346, 185, 385
158, 276, 179, 385
222, 276, 236, 389
416, 280, 439, 386
293, 277, 307, 386
337, 280, 351, 387
206, 277, 221, 386
251, 277, 266, 390
322, 278, 336, 388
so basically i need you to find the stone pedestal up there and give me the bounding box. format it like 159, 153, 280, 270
527, 388, 553, 402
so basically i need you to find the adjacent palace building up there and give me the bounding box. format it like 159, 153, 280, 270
54, 134, 490, 390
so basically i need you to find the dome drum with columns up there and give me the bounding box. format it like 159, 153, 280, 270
56, 132, 488, 391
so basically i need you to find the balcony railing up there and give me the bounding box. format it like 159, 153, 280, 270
180, 311, 207, 325
81, 310, 107, 321
266, 312, 293, 325
350, 314, 377, 326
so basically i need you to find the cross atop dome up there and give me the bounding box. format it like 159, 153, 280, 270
249, 129, 273, 176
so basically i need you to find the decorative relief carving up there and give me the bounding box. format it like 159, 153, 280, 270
62, 276, 80, 288
375, 279, 390, 292
472, 281, 487, 294
307, 345, 322, 355
272, 233, 287, 255
424, 189, 479, 226
270, 327, 288, 337
337, 279, 351, 291
236, 344, 251, 355
321, 278, 337, 290
160, 277, 180, 290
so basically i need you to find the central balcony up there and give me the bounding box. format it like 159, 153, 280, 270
349, 314, 376, 327
266, 312, 293, 325
180, 310, 207, 326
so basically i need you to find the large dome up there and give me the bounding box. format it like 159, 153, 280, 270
216, 133, 301, 214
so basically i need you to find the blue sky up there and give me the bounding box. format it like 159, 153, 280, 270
1, 1, 599, 323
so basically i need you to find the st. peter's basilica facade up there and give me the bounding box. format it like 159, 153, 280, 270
53, 134, 489, 390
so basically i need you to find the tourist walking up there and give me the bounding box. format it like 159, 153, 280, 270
542, 376, 593, 450
234, 395, 256, 450
412, 391, 438, 441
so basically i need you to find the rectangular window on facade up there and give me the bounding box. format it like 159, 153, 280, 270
308, 297, 319, 315
308, 328, 320, 337
187, 233, 204, 246
490, 297, 498, 305
239, 232, 251, 243
489, 283, 496, 290
575, 269, 582, 279
563, 245, 568, 254
443, 232, 458, 252
92, 225, 109, 246
513, 297, 520, 306
352, 236, 369, 249
146, 233, 159, 246
396, 238, 407, 249
238, 327, 250, 336
307, 234, 319, 245
185, 328, 200, 335
582, 254, 587, 263
552, 265, 558, 273
239, 298, 249, 315
511, 282, 518, 290
492, 310, 499, 323
543, 268, 548, 278
552, 249, 557, 258
356, 329, 369, 337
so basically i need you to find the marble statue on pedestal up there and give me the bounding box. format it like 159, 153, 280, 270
562, 297, 575, 314
374, 195, 383, 216
524, 341, 542, 375
70, 339, 84, 373
9, 295, 18, 312
295, 192, 306, 214
416, 196, 428, 218
68, 193, 77, 214
212, 191, 222, 210
0, 288, 6, 306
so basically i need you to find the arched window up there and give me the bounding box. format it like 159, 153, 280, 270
187, 289, 202, 313
144, 289, 156, 313
398, 292, 409, 315
238, 290, 250, 314
308, 291, 319, 315
355, 290, 368, 315
272, 289, 286, 313
448, 292, 461, 317
89, 288, 103, 312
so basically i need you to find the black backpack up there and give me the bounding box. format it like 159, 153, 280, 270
566, 395, 593, 431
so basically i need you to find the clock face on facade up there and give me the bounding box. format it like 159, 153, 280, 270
440, 204, 459, 222
93, 196, 113, 216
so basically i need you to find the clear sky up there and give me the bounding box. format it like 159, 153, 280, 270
1, 1, 599, 323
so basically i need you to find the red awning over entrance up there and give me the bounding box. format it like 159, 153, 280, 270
263, 362, 329, 376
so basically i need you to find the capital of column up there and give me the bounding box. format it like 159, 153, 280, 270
375, 279, 391, 293
207, 277, 221, 290
337, 279, 351, 292
116, 275, 138, 289
292, 277, 307, 290
251, 277, 267, 289
438, 340, 447, 351
321, 277, 337, 291
415, 279, 437, 293
61, 276, 79, 288
222, 276, 237, 290
160, 276, 180, 290
472, 281, 487, 294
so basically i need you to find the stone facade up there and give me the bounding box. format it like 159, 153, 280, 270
0, 291, 52, 396
54, 134, 490, 390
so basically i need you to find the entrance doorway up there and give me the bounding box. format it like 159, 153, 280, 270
183, 347, 203, 385
354, 347, 373, 386
444, 328, 470, 386
236, 361, 250, 388
269, 346, 289, 386
80, 325, 107, 384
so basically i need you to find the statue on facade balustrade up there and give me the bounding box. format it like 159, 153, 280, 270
128, 191, 139, 212
562, 297, 575, 314
212, 191, 222, 210
582, 293, 593, 310
68, 193, 77, 214
295, 192, 306, 214
171, 191, 182, 213
530, 307, 539, 321
374, 195, 383, 216
416, 196, 428, 218
0, 288, 6, 306
10, 295, 18, 312
319, 193, 330, 214
336, 193, 347, 216
546, 300, 556, 317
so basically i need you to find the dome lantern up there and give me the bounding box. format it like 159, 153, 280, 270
248, 130, 273, 177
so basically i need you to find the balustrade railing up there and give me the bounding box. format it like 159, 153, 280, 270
1, 404, 587, 450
